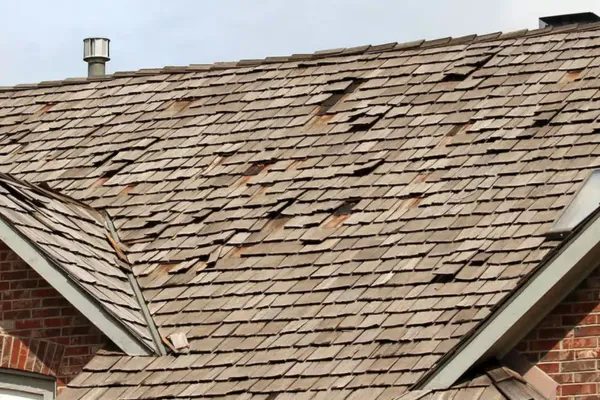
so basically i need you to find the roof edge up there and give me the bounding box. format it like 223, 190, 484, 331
417, 206, 600, 390
0, 213, 154, 356
2, 22, 599, 92
101, 210, 166, 355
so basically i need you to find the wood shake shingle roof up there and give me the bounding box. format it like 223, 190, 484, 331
1, 22, 600, 399
0, 173, 157, 352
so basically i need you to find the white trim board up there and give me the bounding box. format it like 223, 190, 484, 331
0, 216, 152, 356
0, 369, 55, 400
419, 209, 600, 390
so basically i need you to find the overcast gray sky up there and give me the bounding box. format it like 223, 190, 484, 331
1, 0, 599, 85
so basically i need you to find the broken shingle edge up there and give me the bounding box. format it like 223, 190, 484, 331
0, 213, 155, 356
417, 206, 600, 391
102, 211, 167, 356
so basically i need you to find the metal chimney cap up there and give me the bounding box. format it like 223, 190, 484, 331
83, 37, 110, 62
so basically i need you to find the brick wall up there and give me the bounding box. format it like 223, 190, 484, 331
518, 267, 600, 399
0, 241, 107, 391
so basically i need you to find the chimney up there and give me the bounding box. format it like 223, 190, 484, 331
83, 37, 110, 77
539, 12, 600, 29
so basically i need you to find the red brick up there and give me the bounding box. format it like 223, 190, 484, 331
1, 271, 28, 280
4, 310, 31, 320
538, 327, 570, 339
14, 319, 42, 330
564, 314, 597, 326
563, 337, 598, 349
552, 373, 574, 384
32, 308, 61, 318
575, 326, 600, 337
12, 299, 40, 310
541, 350, 574, 362
576, 349, 599, 360
553, 303, 574, 314
32, 288, 60, 298
538, 362, 560, 374
562, 360, 596, 373
44, 317, 73, 328
530, 339, 560, 351
561, 383, 597, 395
574, 372, 600, 383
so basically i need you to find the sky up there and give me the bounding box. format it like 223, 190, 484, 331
1, 0, 600, 85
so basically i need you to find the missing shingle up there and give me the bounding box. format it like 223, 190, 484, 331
119, 184, 137, 196
468, 252, 490, 267
441, 54, 494, 82
333, 200, 359, 215
141, 219, 163, 234
156, 263, 178, 275
319, 199, 359, 228
267, 199, 295, 219
93, 152, 132, 185
352, 159, 383, 176
532, 103, 566, 128
312, 114, 335, 127
348, 116, 381, 133
36, 103, 55, 115
407, 196, 424, 208
244, 162, 274, 176
317, 78, 366, 115
99, 162, 130, 181
432, 274, 454, 284
446, 124, 465, 137
531, 119, 549, 128
469, 259, 486, 267
441, 73, 468, 82
323, 214, 350, 228
166, 99, 192, 113
38, 182, 53, 191
192, 209, 211, 223
229, 245, 251, 258
262, 216, 291, 234
92, 151, 119, 167
565, 69, 584, 82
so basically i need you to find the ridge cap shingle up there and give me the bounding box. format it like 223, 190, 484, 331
3, 21, 600, 92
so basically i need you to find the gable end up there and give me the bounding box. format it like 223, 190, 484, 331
0, 215, 153, 356
419, 209, 600, 390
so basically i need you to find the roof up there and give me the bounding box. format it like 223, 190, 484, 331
0, 173, 157, 353
0, 21, 598, 399
398, 364, 547, 400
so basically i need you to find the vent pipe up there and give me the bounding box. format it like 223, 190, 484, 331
83, 37, 110, 77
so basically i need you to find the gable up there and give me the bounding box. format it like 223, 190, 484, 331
516, 258, 600, 398
0, 174, 162, 356
0, 241, 107, 393
418, 207, 600, 390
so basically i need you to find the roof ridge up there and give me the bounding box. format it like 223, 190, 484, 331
2, 21, 600, 92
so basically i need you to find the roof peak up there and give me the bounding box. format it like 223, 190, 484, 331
4, 21, 600, 92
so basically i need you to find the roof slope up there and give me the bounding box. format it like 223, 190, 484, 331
0, 173, 155, 351
0, 22, 597, 399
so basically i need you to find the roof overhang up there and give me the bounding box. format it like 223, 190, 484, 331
0, 215, 153, 356
419, 208, 600, 390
